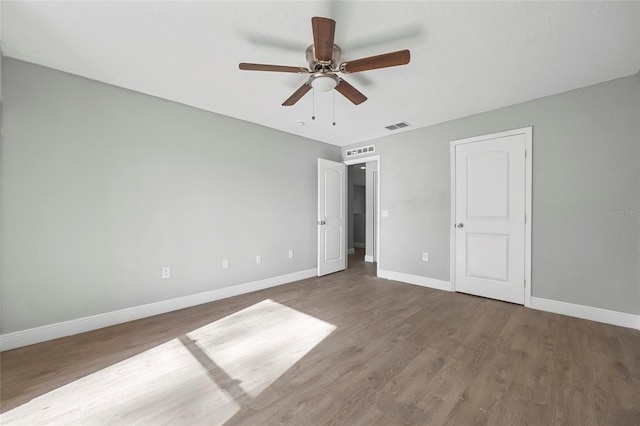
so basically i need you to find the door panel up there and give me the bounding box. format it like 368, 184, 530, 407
454, 134, 525, 304
323, 168, 342, 218
467, 152, 509, 218
466, 233, 509, 282
318, 159, 346, 276
323, 227, 343, 261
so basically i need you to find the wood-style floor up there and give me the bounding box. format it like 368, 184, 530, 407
2, 250, 640, 425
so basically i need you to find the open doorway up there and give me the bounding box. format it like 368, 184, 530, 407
344, 156, 380, 271
347, 164, 365, 254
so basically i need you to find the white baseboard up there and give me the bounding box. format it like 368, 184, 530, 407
0, 268, 317, 352
347, 248, 355, 255
378, 269, 452, 292
531, 297, 640, 330
364, 255, 374, 263
353, 242, 365, 249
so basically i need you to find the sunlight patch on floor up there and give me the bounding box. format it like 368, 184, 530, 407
186, 298, 337, 398
1, 338, 240, 425
1, 299, 335, 425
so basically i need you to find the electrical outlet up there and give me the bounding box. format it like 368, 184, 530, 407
161, 266, 171, 279
256, 255, 262, 264
222, 259, 229, 269
422, 252, 429, 262
288, 249, 294, 259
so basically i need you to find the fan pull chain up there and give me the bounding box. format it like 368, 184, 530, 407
332, 90, 336, 126
311, 86, 316, 120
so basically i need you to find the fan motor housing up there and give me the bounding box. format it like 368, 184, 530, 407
306, 44, 341, 71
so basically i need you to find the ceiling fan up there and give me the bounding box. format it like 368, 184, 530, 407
239, 17, 410, 106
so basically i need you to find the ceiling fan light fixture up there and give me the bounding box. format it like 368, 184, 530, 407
239, 17, 410, 106
309, 72, 339, 92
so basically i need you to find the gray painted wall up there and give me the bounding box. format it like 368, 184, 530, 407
345, 73, 640, 315
1, 58, 341, 333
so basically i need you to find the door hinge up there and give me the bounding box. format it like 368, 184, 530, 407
525, 150, 528, 158
524, 278, 526, 288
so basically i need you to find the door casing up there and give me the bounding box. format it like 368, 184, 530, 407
344, 155, 381, 276
450, 127, 533, 307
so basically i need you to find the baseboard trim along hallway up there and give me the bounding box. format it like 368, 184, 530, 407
0, 268, 317, 351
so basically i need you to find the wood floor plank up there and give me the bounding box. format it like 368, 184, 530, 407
486, 396, 549, 426
497, 308, 559, 407
302, 339, 423, 424
2, 249, 640, 425
586, 322, 640, 424
617, 325, 640, 392
373, 346, 448, 420
547, 317, 599, 425
441, 349, 515, 425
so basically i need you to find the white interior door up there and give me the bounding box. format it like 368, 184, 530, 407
453, 133, 527, 304
318, 158, 346, 276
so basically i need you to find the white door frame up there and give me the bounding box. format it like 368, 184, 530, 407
450, 127, 533, 307
344, 155, 381, 276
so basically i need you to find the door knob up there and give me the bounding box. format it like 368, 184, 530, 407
456, 223, 464, 228
318, 220, 326, 225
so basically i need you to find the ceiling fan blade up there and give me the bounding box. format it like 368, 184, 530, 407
282, 83, 312, 106
239, 63, 308, 73
312, 17, 336, 62
335, 79, 367, 105
340, 49, 410, 73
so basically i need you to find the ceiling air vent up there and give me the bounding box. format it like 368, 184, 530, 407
346, 145, 375, 157
385, 121, 411, 131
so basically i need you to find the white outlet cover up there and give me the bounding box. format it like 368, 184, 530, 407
161, 267, 171, 279
222, 259, 229, 269
288, 250, 294, 259
256, 255, 261, 264
382, 210, 389, 217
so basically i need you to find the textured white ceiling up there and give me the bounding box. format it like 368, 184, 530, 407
2, 1, 639, 147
